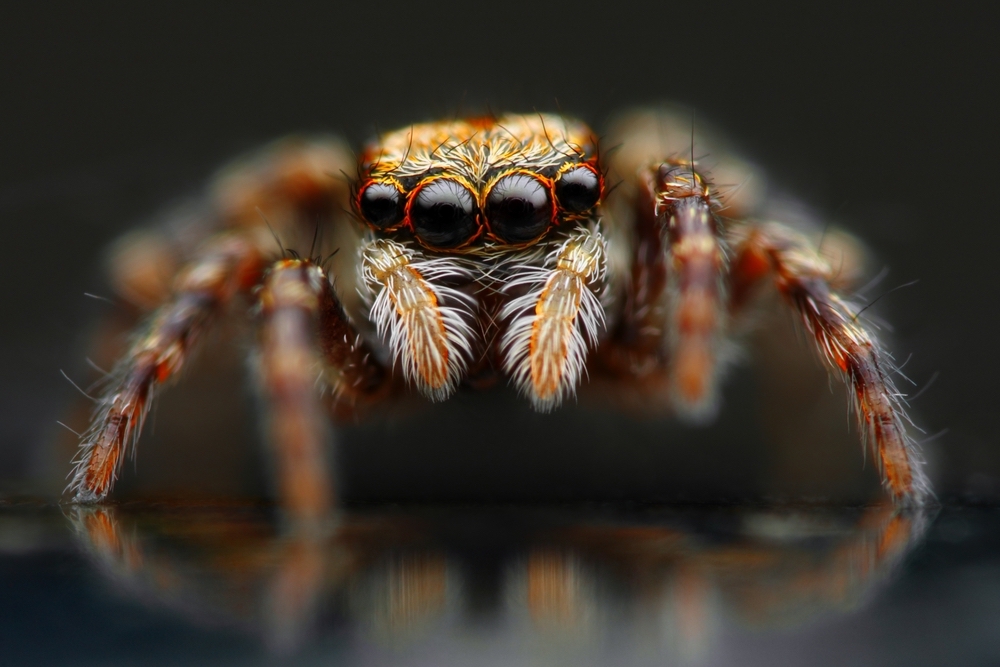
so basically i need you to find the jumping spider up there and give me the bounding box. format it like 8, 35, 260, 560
68, 108, 930, 518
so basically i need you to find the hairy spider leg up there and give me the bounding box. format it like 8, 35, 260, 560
728, 223, 930, 505
259, 260, 336, 521
70, 234, 267, 502
69, 138, 375, 511
648, 163, 728, 418
600, 162, 727, 416
259, 258, 389, 520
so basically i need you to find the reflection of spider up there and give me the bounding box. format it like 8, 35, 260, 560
68, 503, 927, 653
68, 108, 930, 517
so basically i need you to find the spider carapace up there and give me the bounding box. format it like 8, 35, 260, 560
68, 110, 930, 518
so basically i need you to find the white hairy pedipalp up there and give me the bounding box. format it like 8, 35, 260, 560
500, 225, 608, 411
359, 238, 476, 401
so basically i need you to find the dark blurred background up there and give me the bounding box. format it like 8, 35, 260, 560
0, 2, 996, 502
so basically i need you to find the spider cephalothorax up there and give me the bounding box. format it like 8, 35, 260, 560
353, 114, 603, 249
67, 109, 930, 518
349, 114, 612, 408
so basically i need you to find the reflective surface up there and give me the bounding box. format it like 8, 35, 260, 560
2, 502, 999, 666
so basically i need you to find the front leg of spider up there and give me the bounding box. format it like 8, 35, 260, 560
70, 234, 266, 502
647, 163, 728, 418
605, 161, 728, 417
728, 223, 930, 505
258, 259, 388, 522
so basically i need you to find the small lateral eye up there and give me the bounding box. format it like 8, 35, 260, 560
410, 179, 479, 248
486, 173, 553, 244
555, 165, 601, 213
359, 181, 405, 229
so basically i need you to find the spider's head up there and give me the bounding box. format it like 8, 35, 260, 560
353, 114, 603, 251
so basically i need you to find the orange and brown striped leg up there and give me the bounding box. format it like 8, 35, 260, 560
602, 162, 727, 417
70, 234, 266, 502
651, 163, 728, 418
258, 259, 388, 520
729, 223, 931, 505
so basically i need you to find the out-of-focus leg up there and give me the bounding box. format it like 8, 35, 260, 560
652, 164, 728, 418
601, 162, 727, 419
258, 259, 388, 520
67, 137, 359, 501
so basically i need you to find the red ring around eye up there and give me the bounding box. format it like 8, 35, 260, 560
358, 180, 405, 229
555, 163, 602, 213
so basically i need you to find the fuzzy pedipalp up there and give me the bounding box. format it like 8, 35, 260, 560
501, 226, 608, 411
360, 238, 476, 401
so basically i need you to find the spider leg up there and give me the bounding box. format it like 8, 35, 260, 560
101, 136, 356, 314
67, 137, 372, 504
70, 233, 267, 502
728, 222, 930, 505
500, 226, 608, 411
652, 164, 728, 417
258, 258, 387, 520
604, 163, 727, 417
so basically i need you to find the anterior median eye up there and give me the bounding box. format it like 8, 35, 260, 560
486, 173, 553, 244
410, 179, 479, 248
359, 181, 404, 229
555, 165, 601, 213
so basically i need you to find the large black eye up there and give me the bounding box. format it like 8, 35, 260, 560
410, 179, 479, 248
359, 181, 404, 229
486, 173, 553, 244
555, 165, 601, 213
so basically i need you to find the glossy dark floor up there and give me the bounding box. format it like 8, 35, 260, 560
1, 501, 997, 666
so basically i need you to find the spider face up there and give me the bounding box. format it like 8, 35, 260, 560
354, 114, 604, 250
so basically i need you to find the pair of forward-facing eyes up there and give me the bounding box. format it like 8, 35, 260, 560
356, 163, 602, 249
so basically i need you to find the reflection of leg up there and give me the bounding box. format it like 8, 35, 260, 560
514, 549, 597, 631
845, 502, 931, 584
363, 553, 451, 634
67, 506, 143, 574
672, 562, 712, 660
815, 504, 930, 611
716, 504, 931, 624
265, 532, 326, 651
